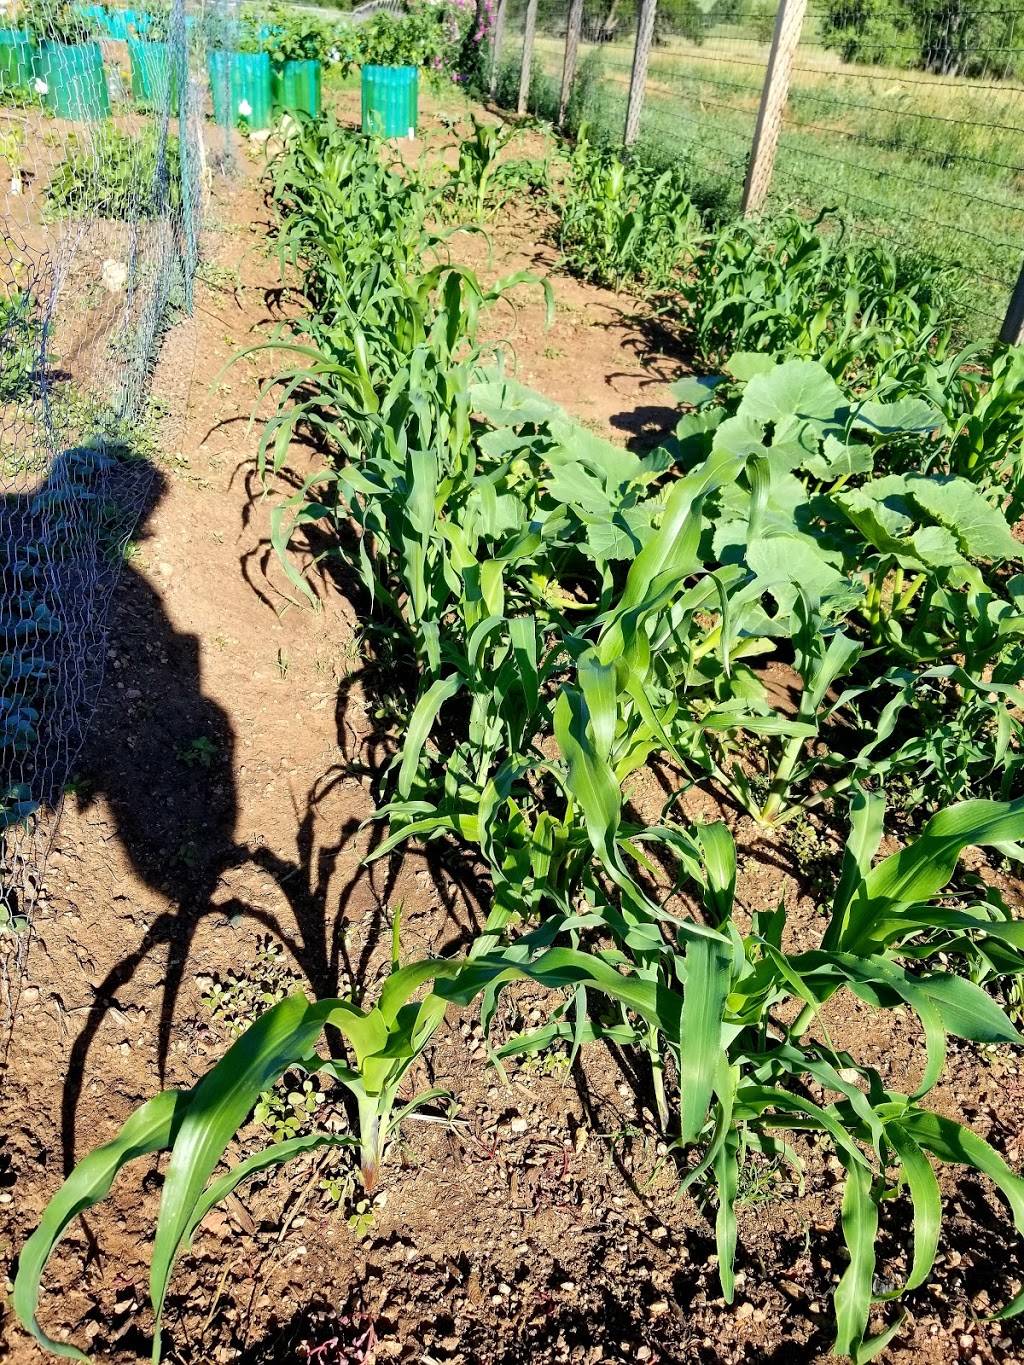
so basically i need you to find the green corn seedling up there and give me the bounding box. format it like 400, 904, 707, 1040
14, 950, 483, 1361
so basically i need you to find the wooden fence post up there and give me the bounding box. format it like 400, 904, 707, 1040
559, 0, 584, 129
624, 0, 657, 146
489, 0, 506, 98
1000, 262, 1024, 344
517, 0, 539, 115
741, 0, 807, 214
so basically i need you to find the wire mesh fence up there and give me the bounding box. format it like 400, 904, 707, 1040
0, 0, 235, 997
492, 0, 1024, 332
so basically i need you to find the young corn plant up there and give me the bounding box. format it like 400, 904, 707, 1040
483, 794, 1024, 1362
679, 209, 958, 386
444, 113, 519, 222
14, 948, 483, 1361
887, 341, 1024, 520
556, 125, 702, 292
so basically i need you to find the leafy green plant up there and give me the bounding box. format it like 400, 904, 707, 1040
176, 735, 218, 768
445, 114, 518, 222
0, 287, 38, 402
18, 800, 1024, 1363
885, 342, 1024, 520
340, 1, 474, 82
253, 1077, 326, 1142
656, 356, 1024, 823
130, 1, 171, 42
238, 3, 328, 61
22, 0, 95, 45
46, 127, 181, 221
482, 795, 1024, 1362
13, 949, 478, 1359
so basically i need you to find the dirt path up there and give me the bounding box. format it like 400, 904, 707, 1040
2, 106, 1022, 1365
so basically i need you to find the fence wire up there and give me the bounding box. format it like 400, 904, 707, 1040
0, 0, 234, 1004
494, 0, 1024, 327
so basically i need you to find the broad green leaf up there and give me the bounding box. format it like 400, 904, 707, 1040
740, 358, 845, 431
905, 474, 1020, 562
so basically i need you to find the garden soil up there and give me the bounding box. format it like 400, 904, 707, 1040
1, 98, 1022, 1365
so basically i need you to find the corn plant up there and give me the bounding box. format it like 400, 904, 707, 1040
556, 126, 702, 292
484, 794, 1024, 1362
22, 795, 1022, 1362
61, 104, 1020, 1365
14, 947, 484, 1361
883, 342, 1024, 521
444, 114, 520, 222
269, 119, 438, 312
678, 209, 958, 385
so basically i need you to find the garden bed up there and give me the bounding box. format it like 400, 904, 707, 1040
2, 90, 1023, 1365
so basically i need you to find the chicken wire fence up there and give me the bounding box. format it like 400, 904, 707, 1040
0, 0, 235, 1001
493, 0, 1024, 331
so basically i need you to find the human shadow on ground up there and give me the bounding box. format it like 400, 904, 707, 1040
56, 446, 490, 1170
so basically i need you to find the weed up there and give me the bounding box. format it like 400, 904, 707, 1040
176, 736, 218, 769
201, 939, 302, 1035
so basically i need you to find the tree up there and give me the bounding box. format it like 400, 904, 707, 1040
821, 0, 1020, 79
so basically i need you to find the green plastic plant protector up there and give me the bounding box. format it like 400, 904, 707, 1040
361, 64, 418, 139
35, 40, 109, 120
207, 49, 272, 131
128, 38, 176, 105
272, 57, 321, 117
105, 7, 136, 40
0, 29, 34, 89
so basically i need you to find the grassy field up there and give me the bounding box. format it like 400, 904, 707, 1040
523, 29, 1024, 332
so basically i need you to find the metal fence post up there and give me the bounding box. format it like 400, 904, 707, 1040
1000, 263, 1024, 345
624, 0, 657, 146
741, 0, 808, 214
517, 0, 539, 115
559, 0, 584, 129
489, 0, 507, 98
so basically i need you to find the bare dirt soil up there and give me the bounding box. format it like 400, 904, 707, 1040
1, 93, 1022, 1365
